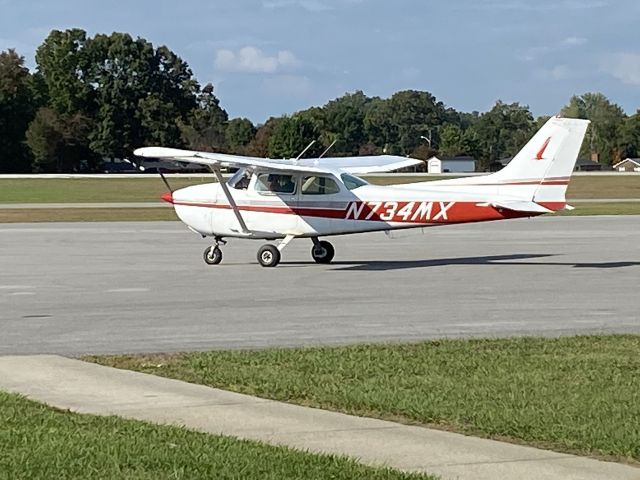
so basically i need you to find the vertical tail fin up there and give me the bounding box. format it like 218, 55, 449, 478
489, 116, 590, 210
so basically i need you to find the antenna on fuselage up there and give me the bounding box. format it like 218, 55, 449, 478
319, 139, 337, 159
294, 140, 316, 162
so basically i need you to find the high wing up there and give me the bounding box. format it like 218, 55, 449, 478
133, 147, 423, 174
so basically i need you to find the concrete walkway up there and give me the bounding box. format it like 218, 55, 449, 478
0, 355, 637, 480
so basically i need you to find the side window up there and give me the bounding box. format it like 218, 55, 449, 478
255, 173, 296, 194
301, 176, 341, 195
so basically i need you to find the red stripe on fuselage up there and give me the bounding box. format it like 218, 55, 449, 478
172, 200, 543, 224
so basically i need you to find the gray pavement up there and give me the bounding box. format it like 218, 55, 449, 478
1, 355, 637, 480
1, 216, 639, 356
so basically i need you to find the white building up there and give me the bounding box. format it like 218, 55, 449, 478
612, 158, 640, 172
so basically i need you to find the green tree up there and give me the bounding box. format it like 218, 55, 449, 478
438, 123, 465, 156
34, 29, 201, 162
472, 101, 535, 168
179, 83, 228, 151
0, 49, 36, 172
620, 111, 640, 159
246, 117, 282, 157
25, 107, 94, 172
561, 92, 626, 165
268, 116, 320, 158
226, 117, 256, 153
87, 32, 158, 158
35, 29, 94, 116
363, 97, 397, 153
364, 90, 447, 155
320, 91, 371, 155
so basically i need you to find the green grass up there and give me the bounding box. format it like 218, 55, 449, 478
558, 202, 640, 216
0, 177, 213, 203
1, 175, 639, 203
0, 392, 431, 480
0, 207, 178, 223
90, 335, 640, 464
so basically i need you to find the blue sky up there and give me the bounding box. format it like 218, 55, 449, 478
1, 0, 639, 123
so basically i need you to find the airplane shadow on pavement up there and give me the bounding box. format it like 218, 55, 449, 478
295, 254, 640, 271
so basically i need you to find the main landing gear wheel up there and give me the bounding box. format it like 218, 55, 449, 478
311, 240, 335, 264
257, 244, 281, 267
203, 245, 223, 265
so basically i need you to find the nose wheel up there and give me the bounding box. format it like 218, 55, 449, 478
203, 237, 226, 265
311, 239, 335, 264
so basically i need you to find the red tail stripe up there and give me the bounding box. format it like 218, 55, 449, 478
536, 137, 551, 160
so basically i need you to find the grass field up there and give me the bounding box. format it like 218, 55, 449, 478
557, 202, 640, 216
90, 335, 640, 464
0, 177, 213, 203
0, 392, 430, 480
0, 175, 638, 203
0, 207, 177, 223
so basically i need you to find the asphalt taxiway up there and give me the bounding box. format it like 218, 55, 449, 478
1, 216, 639, 355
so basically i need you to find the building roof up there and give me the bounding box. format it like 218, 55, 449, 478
429, 155, 477, 162
612, 158, 640, 168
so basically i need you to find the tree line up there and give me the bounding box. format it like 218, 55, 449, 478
1, 28, 639, 173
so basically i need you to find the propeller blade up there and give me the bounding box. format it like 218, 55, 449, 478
158, 169, 173, 193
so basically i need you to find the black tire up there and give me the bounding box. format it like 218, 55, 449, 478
203, 246, 222, 265
257, 244, 281, 267
311, 240, 335, 264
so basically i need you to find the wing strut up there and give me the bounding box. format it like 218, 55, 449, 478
210, 165, 250, 235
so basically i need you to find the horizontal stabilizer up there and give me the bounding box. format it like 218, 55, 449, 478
478, 200, 553, 214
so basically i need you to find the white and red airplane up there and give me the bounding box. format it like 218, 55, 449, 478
135, 116, 589, 267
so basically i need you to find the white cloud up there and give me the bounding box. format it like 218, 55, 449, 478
518, 37, 587, 62
214, 46, 299, 74
561, 36, 587, 47
473, 0, 607, 11
602, 53, 640, 86
263, 0, 333, 11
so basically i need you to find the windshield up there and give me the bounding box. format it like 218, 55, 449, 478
340, 173, 368, 190
228, 168, 251, 190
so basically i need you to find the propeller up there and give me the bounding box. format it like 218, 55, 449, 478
129, 154, 174, 200
158, 168, 173, 193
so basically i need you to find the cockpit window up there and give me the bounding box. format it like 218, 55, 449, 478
228, 168, 251, 190
340, 173, 368, 190
255, 173, 296, 194
301, 175, 341, 195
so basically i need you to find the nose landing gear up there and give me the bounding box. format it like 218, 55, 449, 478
203, 237, 226, 265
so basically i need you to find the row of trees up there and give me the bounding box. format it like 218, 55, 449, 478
1, 28, 640, 173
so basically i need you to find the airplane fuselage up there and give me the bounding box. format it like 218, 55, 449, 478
167, 174, 540, 240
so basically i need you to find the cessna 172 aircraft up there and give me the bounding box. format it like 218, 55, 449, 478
134, 116, 589, 267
